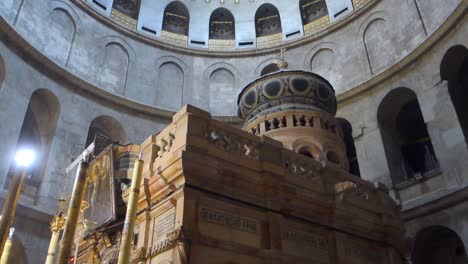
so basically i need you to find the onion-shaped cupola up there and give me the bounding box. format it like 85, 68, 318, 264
237, 70, 349, 170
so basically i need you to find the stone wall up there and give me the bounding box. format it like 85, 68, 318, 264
0, 0, 462, 115
0, 0, 466, 262
336, 7, 468, 252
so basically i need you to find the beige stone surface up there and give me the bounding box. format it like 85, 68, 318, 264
74, 105, 405, 264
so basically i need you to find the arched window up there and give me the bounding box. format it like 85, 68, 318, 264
412, 226, 467, 264
299, 0, 328, 25
255, 4, 282, 38
112, 0, 141, 19
6, 89, 60, 199
337, 118, 361, 177
162, 1, 189, 36
85, 116, 126, 156
209, 8, 235, 40
378, 88, 439, 185
297, 144, 321, 160
440, 45, 468, 143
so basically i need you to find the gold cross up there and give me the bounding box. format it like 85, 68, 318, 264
279, 48, 286, 60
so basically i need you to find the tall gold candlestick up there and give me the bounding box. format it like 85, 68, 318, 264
45, 198, 66, 264
56, 161, 89, 264
0, 228, 14, 264
117, 157, 144, 264
0, 170, 27, 256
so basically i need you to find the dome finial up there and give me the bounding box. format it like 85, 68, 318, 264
277, 48, 288, 69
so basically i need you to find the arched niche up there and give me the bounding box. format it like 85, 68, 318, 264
5, 89, 60, 199
112, 0, 141, 19
336, 118, 361, 177
299, 0, 328, 25
162, 1, 189, 36
362, 17, 395, 75
209, 8, 235, 40
310, 48, 336, 82
102, 42, 130, 95
255, 4, 282, 38
261, 63, 280, 76
378, 87, 439, 186
156, 61, 184, 110
209, 68, 235, 115
43, 7, 76, 66
440, 45, 468, 143
412, 226, 467, 264
85, 115, 126, 155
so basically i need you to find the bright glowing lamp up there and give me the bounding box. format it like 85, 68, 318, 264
14, 148, 36, 168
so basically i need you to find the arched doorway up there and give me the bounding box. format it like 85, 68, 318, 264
412, 226, 467, 264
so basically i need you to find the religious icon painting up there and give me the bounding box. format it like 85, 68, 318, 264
84, 145, 117, 232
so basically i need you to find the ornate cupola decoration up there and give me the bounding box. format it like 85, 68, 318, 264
237, 70, 349, 170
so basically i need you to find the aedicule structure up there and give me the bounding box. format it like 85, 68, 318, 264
73, 70, 407, 264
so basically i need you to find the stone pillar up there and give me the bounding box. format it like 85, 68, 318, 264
353, 125, 393, 187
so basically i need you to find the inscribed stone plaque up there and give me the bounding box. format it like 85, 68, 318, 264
152, 208, 176, 241
343, 237, 387, 264
199, 207, 258, 234
197, 205, 262, 249
84, 145, 116, 230
281, 228, 329, 262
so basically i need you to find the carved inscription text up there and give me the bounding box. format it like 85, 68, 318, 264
344, 245, 381, 263
199, 207, 257, 234
281, 229, 328, 250
153, 212, 175, 239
